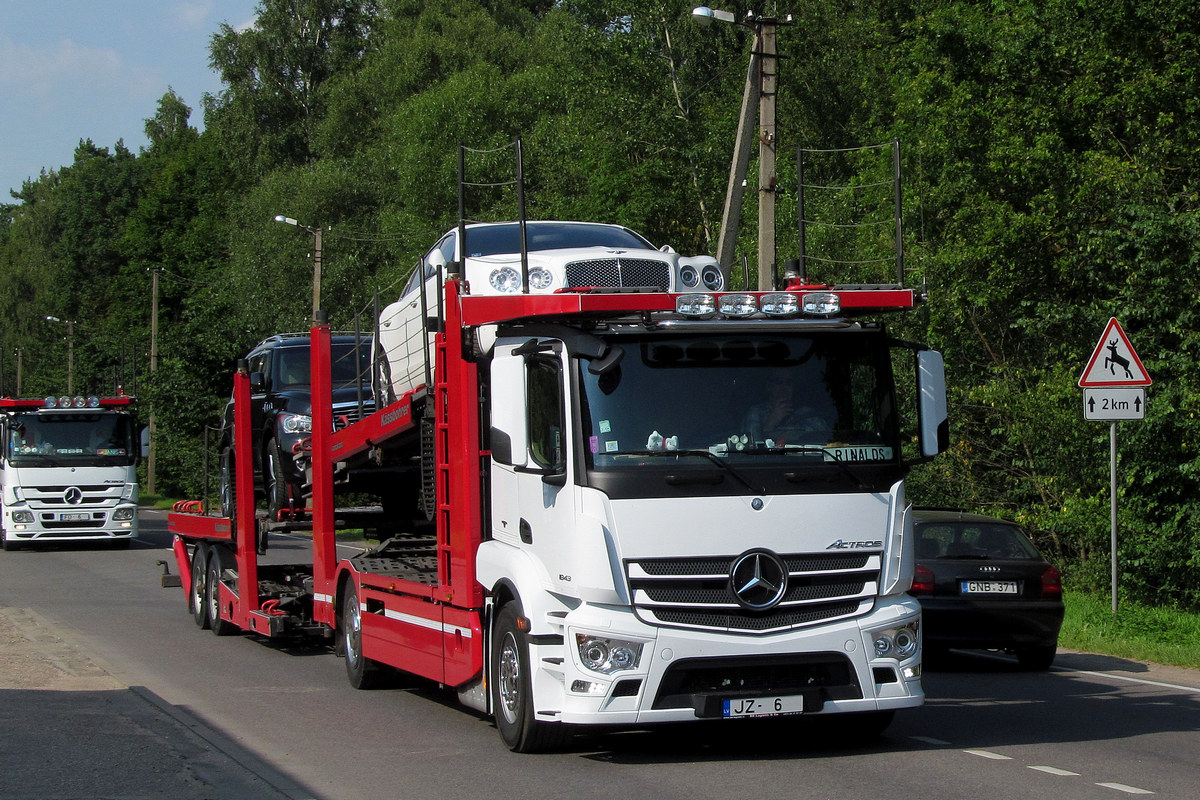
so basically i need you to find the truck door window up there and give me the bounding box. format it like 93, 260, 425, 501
527, 358, 564, 471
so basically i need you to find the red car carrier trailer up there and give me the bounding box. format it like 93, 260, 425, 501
167, 274, 948, 752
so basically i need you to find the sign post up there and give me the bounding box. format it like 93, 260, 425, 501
1078, 318, 1151, 613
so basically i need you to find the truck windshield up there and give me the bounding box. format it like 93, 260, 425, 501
578, 330, 900, 494
7, 412, 138, 468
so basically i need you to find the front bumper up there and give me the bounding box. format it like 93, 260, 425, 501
3, 504, 138, 544
526, 596, 923, 727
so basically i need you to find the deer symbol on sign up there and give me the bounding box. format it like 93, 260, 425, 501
1104, 339, 1134, 379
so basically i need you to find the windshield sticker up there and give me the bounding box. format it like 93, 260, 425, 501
599, 419, 612, 434
589, 436, 599, 454
605, 440, 619, 453
825, 446, 894, 462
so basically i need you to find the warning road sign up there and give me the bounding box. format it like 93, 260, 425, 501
1078, 318, 1151, 387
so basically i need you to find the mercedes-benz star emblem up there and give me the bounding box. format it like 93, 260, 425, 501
729, 549, 788, 611
64, 487, 83, 505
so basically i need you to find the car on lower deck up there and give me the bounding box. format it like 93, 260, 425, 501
909, 508, 1064, 670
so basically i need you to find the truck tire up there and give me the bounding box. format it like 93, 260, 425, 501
340, 582, 384, 689
492, 603, 568, 753
189, 543, 210, 629
205, 545, 240, 636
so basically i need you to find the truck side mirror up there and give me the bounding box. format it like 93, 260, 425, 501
489, 354, 528, 468
917, 350, 949, 457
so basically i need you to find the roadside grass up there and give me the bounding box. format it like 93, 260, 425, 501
1060, 590, 1200, 670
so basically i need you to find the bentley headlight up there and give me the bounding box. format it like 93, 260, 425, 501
489, 266, 522, 293
576, 633, 644, 675
679, 265, 700, 288
528, 267, 554, 291
701, 264, 725, 291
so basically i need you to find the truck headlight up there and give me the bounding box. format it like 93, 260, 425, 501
280, 413, 312, 435
12, 510, 34, 523
869, 620, 919, 660
576, 634, 644, 675
112, 507, 135, 521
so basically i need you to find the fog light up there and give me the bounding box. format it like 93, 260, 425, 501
760, 292, 800, 316
718, 293, 758, 317
676, 293, 717, 317
802, 291, 840, 315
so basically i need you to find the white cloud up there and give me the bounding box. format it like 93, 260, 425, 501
171, 0, 216, 31
0, 37, 158, 100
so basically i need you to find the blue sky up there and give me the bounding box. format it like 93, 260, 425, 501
0, 0, 261, 201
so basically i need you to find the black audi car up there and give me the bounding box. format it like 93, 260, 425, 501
910, 508, 1064, 670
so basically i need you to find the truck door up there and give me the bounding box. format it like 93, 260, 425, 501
489, 343, 578, 594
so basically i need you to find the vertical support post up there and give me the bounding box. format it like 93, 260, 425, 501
516, 138, 529, 293
717, 49, 760, 278
796, 146, 807, 283
232, 363, 260, 614
1110, 421, 1119, 613
311, 314, 338, 617
311, 226, 322, 322
893, 138, 905, 286
757, 19, 778, 290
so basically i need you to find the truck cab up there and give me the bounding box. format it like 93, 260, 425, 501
1, 395, 139, 550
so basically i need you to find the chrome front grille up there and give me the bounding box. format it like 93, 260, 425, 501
332, 400, 375, 430
564, 257, 671, 290
626, 552, 880, 634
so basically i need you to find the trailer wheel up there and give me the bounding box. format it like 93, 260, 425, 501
340, 582, 384, 689
189, 543, 210, 629
205, 545, 239, 636
492, 603, 567, 753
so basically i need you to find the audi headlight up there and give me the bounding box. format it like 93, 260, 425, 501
869, 620, 920, 660
576, 634, 644, 675
489, 266, 522, 293
280, 413, 312, 435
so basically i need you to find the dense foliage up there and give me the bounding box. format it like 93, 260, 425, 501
2, 0, 1198, 608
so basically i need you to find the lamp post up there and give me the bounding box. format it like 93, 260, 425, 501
45, 316, 76, 394
274, 215, 323, 319
692, 6, 791, 290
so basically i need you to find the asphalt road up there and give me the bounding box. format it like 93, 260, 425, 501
1, 509, 1199, 800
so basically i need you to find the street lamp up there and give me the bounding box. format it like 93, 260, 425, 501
692, 6, 792, 290
45, 315, 76, 394
274, 215, 323, 319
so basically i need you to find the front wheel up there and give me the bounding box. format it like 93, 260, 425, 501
492, 603, 567, 752
341, 582, 384, 689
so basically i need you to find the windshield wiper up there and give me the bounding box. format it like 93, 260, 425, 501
779, 445, 869, 489
609, 450, 765, 494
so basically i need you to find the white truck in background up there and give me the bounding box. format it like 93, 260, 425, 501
1, 395, 140, 551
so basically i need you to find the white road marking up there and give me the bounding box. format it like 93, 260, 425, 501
964, 749, 1012, 760
1096, 782, 1154, 794
1029, 765, 1080, 776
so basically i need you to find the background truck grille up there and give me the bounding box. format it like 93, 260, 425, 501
626, 552, 880, 634
564, 257, 671, 290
